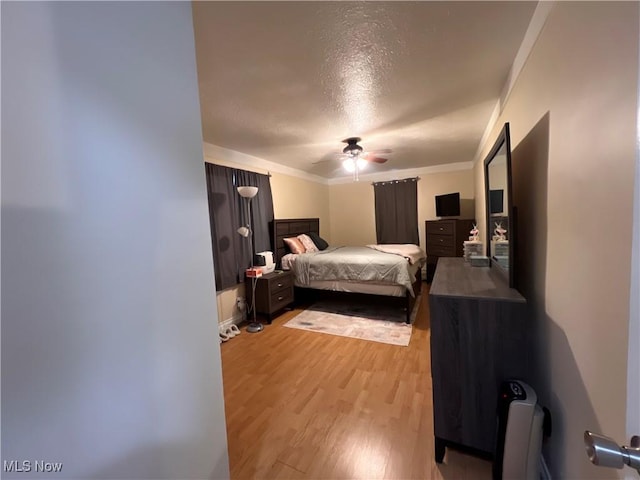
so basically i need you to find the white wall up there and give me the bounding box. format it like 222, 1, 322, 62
473, 3, 638, 478
1, 2, 229, 479
329, 168, 475, 248
628, 6, 640, 465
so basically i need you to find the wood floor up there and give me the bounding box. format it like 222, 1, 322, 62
220, 288, 492, 479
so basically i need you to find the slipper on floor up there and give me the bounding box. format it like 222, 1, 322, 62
224, 325, 240, 338
219, 331, 230, 342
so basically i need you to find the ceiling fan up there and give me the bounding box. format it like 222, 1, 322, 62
339, 137, 390, 181
341, 137, 389, 163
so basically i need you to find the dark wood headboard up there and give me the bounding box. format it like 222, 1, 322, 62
271, 218, 320, 267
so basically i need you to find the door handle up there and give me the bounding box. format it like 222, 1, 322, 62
584, 431, 640, 474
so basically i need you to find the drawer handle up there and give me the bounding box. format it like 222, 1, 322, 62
439, 227, 443, 231
440, 239, 443, 242
278, 296, 283, 301
277, 283, 283, 287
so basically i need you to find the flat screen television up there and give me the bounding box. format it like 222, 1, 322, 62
435, 192, 460, 217
490, 189, 504, 214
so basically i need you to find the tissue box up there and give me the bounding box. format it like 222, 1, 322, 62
245, 267, 263, 278
469, 255, 490, 267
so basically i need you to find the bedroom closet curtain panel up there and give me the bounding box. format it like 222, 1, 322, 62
205, 163, 274, 291
374, 178, 419, 245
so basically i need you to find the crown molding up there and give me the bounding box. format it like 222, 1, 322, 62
500, 1, 555, 111
472, 1, 554, 165
204, 142, 474, 186
203, 143, 329, 185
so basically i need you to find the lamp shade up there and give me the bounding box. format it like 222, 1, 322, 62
237, 186, 259, 198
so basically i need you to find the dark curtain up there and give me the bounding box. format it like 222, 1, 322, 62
374, 177, 419, 244
205, 163, 242, 290
205, 164, 274, 291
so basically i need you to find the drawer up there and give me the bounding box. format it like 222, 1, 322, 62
269, 273, 293, 293
427, 221, 454, 235
428, 234, 454, 248
272, 282, 292, 301
427, 245, 455, 257
271, 287, 293, 310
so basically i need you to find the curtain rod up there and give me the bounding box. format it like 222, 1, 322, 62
371, 176, 420, 186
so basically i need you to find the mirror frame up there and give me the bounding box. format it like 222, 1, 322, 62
483, 122, 515, 288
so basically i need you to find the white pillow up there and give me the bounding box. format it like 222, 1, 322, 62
297, 234, 319, 253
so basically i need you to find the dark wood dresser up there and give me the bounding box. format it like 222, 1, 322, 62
246, 271, 294, 323
429, 258, 527, 461
425, 219, 475, 282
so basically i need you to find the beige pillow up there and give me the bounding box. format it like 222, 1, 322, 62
283, 237, 306, 254
297, 234, 319, 253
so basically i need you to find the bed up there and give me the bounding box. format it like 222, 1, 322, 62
271, 218, 425, 323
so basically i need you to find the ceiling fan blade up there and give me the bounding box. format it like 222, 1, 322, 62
366, 148, 392, 155
366, 156, 388, 164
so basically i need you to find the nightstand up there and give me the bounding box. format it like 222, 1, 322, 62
246, 271, 294, 323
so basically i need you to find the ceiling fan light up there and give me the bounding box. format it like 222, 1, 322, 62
356, 158, 367, 170
342, 158, 356, 172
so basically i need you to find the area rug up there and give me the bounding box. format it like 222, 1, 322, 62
283, 296, 420, 346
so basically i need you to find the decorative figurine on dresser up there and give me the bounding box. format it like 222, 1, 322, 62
470, 224, 480, 241
463, 224, 483, 262
492, 221, 509, 270
493, 221, 507, 241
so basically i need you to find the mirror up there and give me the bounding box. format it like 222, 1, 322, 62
483, 122, 514, 288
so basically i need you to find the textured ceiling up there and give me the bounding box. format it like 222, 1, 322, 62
193, 1, 536, 179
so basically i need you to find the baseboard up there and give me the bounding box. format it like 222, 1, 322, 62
219, 312, 244, 330
540, 455, 552, 480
